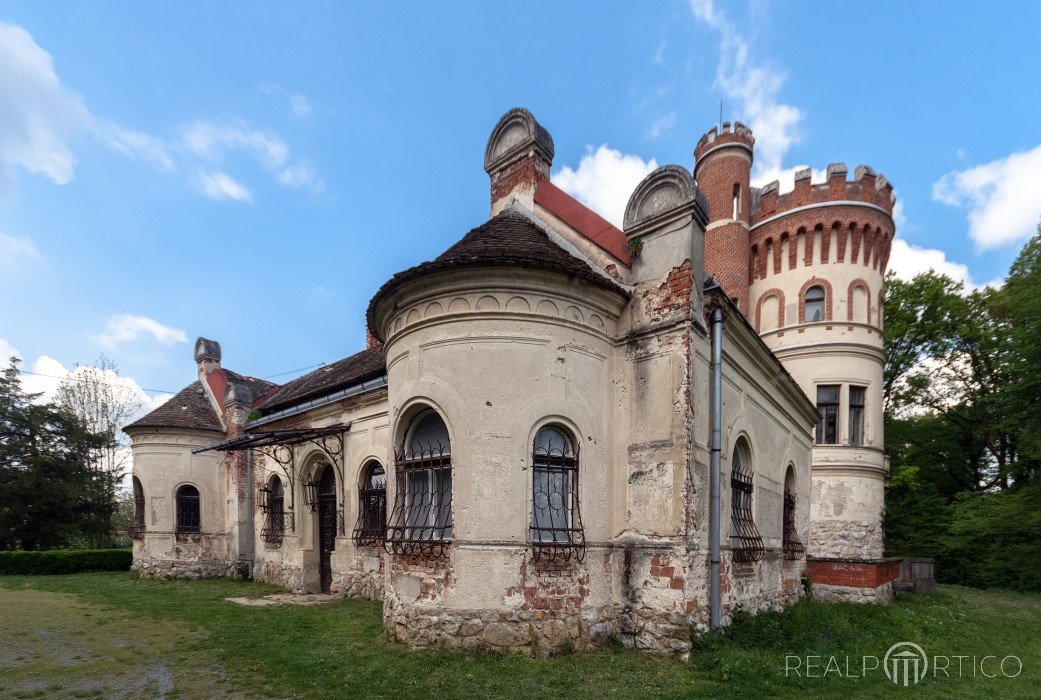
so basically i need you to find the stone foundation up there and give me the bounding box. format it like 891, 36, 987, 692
256, 561, 307, 593
134, 558, 245, 580
806, 556, 899, 603
332, 552, 384, 600
812, 582, 893, 603
809, 520, 883, 559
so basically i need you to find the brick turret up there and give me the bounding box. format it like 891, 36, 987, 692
693, 122, 754, 313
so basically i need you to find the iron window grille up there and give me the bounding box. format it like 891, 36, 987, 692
260, 478, 287, 545
849, 386, 866, 446
816, 385, 840, 445
175, 485, 201, 535
782, 490, 805, 560
530, 427, 585, 563
130, 477, 146, 539
353, 462, 387, 548
730, 446, 764, 562
257, 485, 273, 513
386, 442, 453, 557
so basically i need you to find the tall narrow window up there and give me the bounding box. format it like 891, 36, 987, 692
730, 439, 764, 562
849, 386, 866, 446
386, 409, 453, 557
175, 485, 201, 534
805, 285, 826, 322
353, 461, 387, 547
130, 476, 145, 539
816, 385, 840, 444
732, 183, 741, 219
782, 467, 805, 560
530, 426, 584, 562
261, 476, 286, 545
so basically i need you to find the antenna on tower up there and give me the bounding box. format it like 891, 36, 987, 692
719, 100, 723, 131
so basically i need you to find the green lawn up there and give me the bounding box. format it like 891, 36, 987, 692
0, 574, 1038, 698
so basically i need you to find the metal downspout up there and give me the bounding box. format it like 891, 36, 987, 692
710, 306, 724, 630
246, 447, 255, 579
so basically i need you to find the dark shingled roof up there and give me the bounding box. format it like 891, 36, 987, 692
366, 210, 628, 339
223, 369, 278, 404
258, 346, 386, 412
124, 381, 223, 433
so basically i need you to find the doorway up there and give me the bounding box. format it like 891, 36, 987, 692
317, 467, 337, 594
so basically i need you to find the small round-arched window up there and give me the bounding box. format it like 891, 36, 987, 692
805, 285, 826, 322
261, 476, 285, 545
175, 484, 200, 534
730, 439, 763, 562
353, 461, 387, 547
530, 425, 585, 561
387, 408, 453, 555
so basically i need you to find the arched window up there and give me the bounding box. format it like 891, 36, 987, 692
730, 439, 764, 562
782, 467, 805, 559
804, 285, 826, 322
530, 425, 585, 562
130, 476, 145, 539
260, 476, 285, 545
386, 409, 453, 556
175, 485, 201, 535
352, 461, 387, 547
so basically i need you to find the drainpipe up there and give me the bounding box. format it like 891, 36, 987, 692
709, 306, 724, 630
245, 447, 255, 579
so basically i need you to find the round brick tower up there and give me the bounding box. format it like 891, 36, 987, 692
693, 122, 755, 314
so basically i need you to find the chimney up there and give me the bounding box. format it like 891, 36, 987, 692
194, 337, 221, 374
484, 108, 554, 216
223, 381, 253, 435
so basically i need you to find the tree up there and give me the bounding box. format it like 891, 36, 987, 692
55, 356, 142, 547
0, 357, 103, 550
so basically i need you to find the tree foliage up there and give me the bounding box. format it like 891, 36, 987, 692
883, 222, 1041, 590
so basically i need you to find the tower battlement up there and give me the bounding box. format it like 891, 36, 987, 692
694, 121, 755, 162
754, 163, 895, 224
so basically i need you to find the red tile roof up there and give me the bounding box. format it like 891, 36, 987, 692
534, 180, 630, 266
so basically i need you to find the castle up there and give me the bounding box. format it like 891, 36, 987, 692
125, 108, 897, 656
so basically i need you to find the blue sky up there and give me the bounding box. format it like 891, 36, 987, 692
2, 1, 1039, 410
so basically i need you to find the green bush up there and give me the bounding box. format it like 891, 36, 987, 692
0, 548, 132, 575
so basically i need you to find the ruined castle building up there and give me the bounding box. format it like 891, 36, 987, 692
125, 108, 897, 657
695, 123, 896, 599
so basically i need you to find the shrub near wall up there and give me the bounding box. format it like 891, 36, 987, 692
0, 549, 132, 575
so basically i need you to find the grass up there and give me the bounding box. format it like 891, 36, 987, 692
0, 574, 1039, 698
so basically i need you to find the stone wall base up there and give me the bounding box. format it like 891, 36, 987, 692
133, 558, 246, 580
811, 581, 893, 603
256, 562, 306, 593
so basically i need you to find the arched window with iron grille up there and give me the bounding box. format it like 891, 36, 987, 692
130, 476, 145, 539
782, 465, 805, 560
353, 461, 387, 547
730, 438, 764, 562
386, 409, 452, 557
175, 484, 201, 535
530, 425, 584, 562
260, 475, 286, 545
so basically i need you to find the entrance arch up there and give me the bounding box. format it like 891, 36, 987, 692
316, 465, 338, 594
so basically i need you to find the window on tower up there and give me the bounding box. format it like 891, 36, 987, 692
732, 183, 741, 219
849, 386, 866, 446
816, 385, 840, 444
805, 285, 825, 322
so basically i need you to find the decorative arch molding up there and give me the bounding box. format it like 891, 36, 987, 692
847, 278, 871, 324
483, 107, 554, 175
754, 288, 786, 332
623, 164, 700, 232
798, 277, 834, 323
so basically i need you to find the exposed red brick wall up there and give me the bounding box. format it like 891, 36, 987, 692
806, 559, 901, 588
489, 154, 549, 207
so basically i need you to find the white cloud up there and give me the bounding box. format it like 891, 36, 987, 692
933, 143, 1041, 250
181, 119, 290, 169
0, 20, 91, 190
647, 111, 677, 140
0, 337, 21, 363
0, 232, 41, 268
690, 0, 803, 179
553, 145, 659, 228
751, 165, 826, 193
277, 163, 324, 192
93, 119, 175, 171
289, 94, 312, 118
195, 170, 252, 202
92, 314, 188, 349
653, 39, 668, 65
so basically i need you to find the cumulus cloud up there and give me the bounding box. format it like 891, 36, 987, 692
195, 170, 252, 203
0, 337, 20, 364
0, 232, 41, 268
261, 84, 313, 118
887, 237, 1000, 290
690, 0, 803, 180
92, 315, 188, 350
553, 146, 659, 228
0, 20, 92, 191
751, 165, 826, 193
933, 144, 1041, 250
